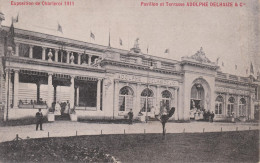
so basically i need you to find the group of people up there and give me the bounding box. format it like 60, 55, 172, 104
54, 100, 70, 115
35, 100, 71, 131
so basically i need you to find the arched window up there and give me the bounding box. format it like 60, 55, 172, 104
227, 97, 235, 117
141, 88, 154, 112
239, 98, 246, 117
215, 96, 223, 115
161, 90, 172, 111
119, 86, 134, 111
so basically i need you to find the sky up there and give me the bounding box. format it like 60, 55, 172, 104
0, 0, 259, 77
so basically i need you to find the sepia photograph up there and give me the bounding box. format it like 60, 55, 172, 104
0, 0, 259, 162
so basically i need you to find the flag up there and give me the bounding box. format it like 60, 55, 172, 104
57, 23, 63, 33
147, 45, 149, 54
90, 31, 95, 40
246, 69, 248, 74
222, 62, 224, 67
250, 62, 254, 74
8, 21, 15, 48
119, 38, 122, 46
12, 13, 19, 23
164, 49, 169, 53
235, 65, 237, 70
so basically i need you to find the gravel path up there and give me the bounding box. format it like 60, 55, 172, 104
0, 121, 259, 142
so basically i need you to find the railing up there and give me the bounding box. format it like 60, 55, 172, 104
161, 62, 176, 70
120, 56, 137, 64
217, 72, 227, 79
229, 75, 238, 81
18, 100, 47, 109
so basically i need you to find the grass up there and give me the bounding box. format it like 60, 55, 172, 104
0, 117, 49, 127
0, 130, 258, 163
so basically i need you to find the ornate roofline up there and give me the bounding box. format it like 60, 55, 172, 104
100, 59, 183, 76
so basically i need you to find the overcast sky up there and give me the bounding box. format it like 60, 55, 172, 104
0, 0, 259, 77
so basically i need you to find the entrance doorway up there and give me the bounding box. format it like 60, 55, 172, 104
190, 83, 204, 119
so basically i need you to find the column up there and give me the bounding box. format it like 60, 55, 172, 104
114, 80, 119, 114
15, 43, 19, 56
42, 47, 46, 60
76, 87, 79, 106
29, 45, 33, 58
53, 85, 57, 102
135, 83, 141, 115
174, 88, 178, 120
70, 76, 75, 108
36, 82, 40, 103
54, 49, 58, 62
66, 51, 70, 63
96, 79, 101, 111
88, 55, 92, 65
236, 96, 239, 117
13, 69, 19, 108
78, 53, 81, 65
156, 85, 160, 109
225, 94, 228, 117
47, 73, 53, 108
4, 69, 10, 121
177, 85, 183, 120
250, 95, 254, 120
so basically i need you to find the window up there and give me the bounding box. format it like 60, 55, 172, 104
141, 88, 154, 112
227, 97, 235, 117
239, 98, 246, 117
215, 96, 223, 115
161, 90, 172, 111
119, 86, 134, 112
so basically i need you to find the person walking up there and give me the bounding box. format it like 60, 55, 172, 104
128, 109, 134, 125
36, 108, 43, 131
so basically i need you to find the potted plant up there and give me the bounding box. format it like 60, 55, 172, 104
47, 107, 55, 122
70, 108, 77, 121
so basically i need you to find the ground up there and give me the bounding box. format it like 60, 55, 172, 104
0, 130, 258, 162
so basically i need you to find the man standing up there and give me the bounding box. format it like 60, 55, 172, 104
36, 108, 43, 131
128, 109, 134, 125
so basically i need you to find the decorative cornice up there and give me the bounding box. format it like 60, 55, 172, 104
215, 78, 257, 87
100, 59, 183, 76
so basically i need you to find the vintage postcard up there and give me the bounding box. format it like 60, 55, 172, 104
0, 0, 259, 162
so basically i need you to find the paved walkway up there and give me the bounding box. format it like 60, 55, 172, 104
0, 121, 259, 142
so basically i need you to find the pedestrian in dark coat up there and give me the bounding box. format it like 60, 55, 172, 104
128, 109, 134, 124
36, 109, 43, 131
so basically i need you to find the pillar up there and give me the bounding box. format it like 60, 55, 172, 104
225, 94, 228, 117
76, 87, 79, 106
250, 95, 254, 120
29, 45, 33, 58
13, 69, 19, 108
96, 79, 101, 111
70, 76, 75, 108
114, 80, 119, 116
156, 85, 160, 110
42, 47, 46, 60
66, 51, 70, 63
15, 43, 19, 56
4, 69, 10, 121
135, 83, 141, 116
53, 85, 57, 103
174, 88, 178, 120
88, 55, 92, 65
54, 49, 58, 62
78, 53, 81, 65
177, 85, 183, 120
47, 73, 53, 108
36, 82, 40, 103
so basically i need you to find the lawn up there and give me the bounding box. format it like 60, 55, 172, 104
0, 131, 258, 162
